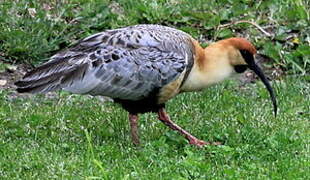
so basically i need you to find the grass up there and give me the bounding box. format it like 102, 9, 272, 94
0, 77, 309, 179
0, 0, 309, 74
0, 0, 309, 179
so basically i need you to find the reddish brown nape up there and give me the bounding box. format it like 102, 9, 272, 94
191, 37, 257, 69
224, 37, 257, 55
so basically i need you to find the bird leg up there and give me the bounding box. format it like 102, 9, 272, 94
129, 114, 140, 145
157, 108, 207, 147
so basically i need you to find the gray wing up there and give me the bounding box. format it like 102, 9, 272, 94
16, 25, 195, 100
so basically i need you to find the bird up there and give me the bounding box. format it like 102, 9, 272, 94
15, 24, 277, 147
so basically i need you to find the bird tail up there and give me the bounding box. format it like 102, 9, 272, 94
15, 56, 88, 94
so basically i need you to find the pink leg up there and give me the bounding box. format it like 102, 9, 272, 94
157, 108, 208, 147
129, 114, 140, 145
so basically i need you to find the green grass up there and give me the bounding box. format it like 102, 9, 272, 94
0, 0, 309, 179
0, 0, 309, 74
0, 77, 309, 179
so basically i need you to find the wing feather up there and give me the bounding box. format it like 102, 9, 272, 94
15, 25, 195, 100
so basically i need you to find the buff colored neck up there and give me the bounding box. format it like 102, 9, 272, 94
180, 40, 235, 92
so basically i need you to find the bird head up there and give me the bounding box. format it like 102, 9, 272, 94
183, 37, 277, 116
223, 38, 277, 116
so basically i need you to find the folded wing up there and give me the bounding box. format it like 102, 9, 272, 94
15, 25, 194, 100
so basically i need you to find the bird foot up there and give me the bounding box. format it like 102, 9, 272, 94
189, 138, 208, 147
189, 138, 222, 147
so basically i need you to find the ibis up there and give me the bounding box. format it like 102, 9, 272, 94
15, 24, 277, 147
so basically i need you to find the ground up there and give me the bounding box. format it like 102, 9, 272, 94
0, 74, 309, 179
0, 0, 309, 179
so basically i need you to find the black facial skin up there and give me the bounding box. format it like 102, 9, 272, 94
234, 65, 248, 73
239, 50, 278, 117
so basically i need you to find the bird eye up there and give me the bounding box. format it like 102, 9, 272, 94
234, 65, 248, 73
240, 50, 254, 65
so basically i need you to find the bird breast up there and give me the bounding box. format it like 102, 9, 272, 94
157, 71, 186, 104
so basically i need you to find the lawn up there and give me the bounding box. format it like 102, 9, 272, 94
0, 0, 309, 179
0, 77, 309, 179
0, 0, 309, 73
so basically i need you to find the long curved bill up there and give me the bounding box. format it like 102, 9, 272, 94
248, 63, 278, 117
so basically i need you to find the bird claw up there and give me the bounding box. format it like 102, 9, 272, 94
189, 138, 222, 147
189, 139, 208, 147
